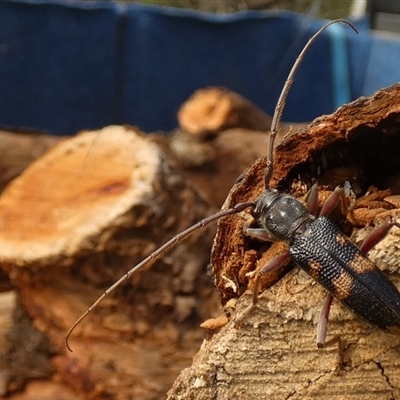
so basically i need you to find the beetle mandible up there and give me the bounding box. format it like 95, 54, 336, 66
66, 19, 400, 352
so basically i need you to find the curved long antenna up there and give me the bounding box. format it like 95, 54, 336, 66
264, 19, 358, 188
65, 201, 254, 352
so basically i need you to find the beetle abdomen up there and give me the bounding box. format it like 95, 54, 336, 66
289, 217, 400, 334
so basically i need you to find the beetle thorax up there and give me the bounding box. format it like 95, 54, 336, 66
253, 189, 313, 243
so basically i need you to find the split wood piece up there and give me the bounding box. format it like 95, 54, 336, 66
0, 125, 218, 399
177, 87, 273, 136
168, 83, 400, 398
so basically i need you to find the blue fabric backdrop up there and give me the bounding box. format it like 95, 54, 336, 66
0, 1, 398, 135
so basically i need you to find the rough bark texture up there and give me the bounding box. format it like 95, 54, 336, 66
168, 84, 400, 399
0, 126, 217, 399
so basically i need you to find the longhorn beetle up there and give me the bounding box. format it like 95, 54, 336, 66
66, 19, 400, 352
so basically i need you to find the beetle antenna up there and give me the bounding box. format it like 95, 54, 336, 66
264, 19, 358, 188
65, 201, 254, 352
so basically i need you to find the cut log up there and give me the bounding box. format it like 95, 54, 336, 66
0, 125, 217, 399
168, 84, 400, 399
177, 87, 273, 136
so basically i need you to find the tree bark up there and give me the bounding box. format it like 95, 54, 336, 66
168, 83, 400, 399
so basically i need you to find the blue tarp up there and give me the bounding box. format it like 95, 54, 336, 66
0, 1, 399, 135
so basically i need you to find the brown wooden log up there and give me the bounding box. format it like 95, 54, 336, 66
153, 87, 306, 208
0, 125, 217, 399
154, 128, 269, 207
168, 84, 400, 399
156, 125, 304, 208
177, 87, 273, 136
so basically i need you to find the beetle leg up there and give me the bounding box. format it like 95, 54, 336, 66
306, 183, 319, 216
317, 293, 345, 369
235, 252, 291, 327
243, 227, 275, 242
319, 184, 357, 217
360, 219, 400, 254
317, 293, 334, 347
320, 186, 346, 217
324, 335, 344, 371
251, 252, 291, 305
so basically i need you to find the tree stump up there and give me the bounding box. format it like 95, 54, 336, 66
0, 125, 217, 399
168, 84, 400, 399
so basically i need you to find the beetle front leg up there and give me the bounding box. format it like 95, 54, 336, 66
235, 252, 291, 326
251, 252, 291, 305
243, 226, 275, 242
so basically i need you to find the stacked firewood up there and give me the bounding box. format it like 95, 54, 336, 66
1, 85, 400, 399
